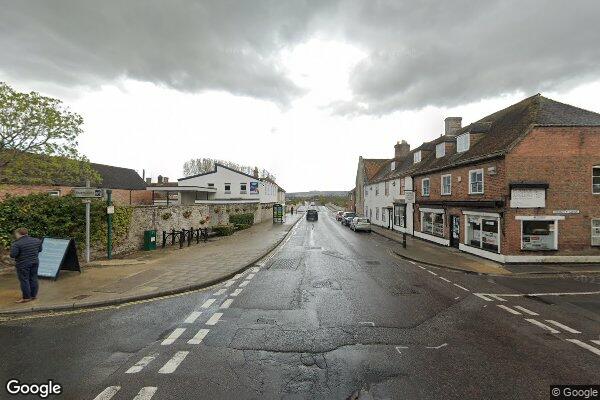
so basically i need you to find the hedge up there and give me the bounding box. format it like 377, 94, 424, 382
229, 212, 254, 227
212, 224, 235, 237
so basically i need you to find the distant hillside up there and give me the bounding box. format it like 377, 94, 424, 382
286, 191, 348, 198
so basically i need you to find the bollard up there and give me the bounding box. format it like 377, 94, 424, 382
162, 231, 166, 248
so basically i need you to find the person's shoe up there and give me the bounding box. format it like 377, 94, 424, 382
15, 298, 32, 303
31, 297, 37, 300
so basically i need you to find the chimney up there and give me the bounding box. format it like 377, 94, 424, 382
394, 140, 411, 159
445, 117, 462, 136
145, 177, 151, 184
164, 177, 169, 183
157, 175, 163, 184
253, 167, 259, 179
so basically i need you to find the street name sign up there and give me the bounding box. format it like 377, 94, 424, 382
73, 187, 103, 198
38, 237, 81, 280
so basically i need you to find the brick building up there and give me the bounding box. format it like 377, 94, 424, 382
359, 94, 600, 263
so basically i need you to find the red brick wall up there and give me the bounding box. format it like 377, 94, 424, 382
0, 184, 152, 205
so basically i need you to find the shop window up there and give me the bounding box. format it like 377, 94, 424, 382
592, 219, 600, 246
469, 169, 484, 194
441, 174, 451, 195
422, 178, 430, 197
593, 166, 600, 194
466, 214, 500, 253
522, 220, 557, 250
421, 211, 444, 237
394, 204, 406, 227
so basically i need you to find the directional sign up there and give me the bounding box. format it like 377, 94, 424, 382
38, 237, 81, 280
73, 187, 103, 198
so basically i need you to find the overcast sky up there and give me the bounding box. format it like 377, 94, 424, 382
2, 1, 600, 192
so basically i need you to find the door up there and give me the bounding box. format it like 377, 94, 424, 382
450, 215, 460, 248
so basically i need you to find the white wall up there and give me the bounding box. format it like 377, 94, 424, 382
364, 176, 414, 233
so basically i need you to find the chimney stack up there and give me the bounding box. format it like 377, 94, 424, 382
157, 175, 163, 184
145, 177, 151, 184
253, 167, 259, 179
164, 177, 169, 183
444, 117, 462, 136
394, 140, 411, 159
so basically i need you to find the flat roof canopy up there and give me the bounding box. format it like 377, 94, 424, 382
146, 186, 217, 192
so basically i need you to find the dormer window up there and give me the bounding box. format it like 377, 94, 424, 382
414, 151, 422, 163
436, 143, 445, 158
457, 133, 470, 153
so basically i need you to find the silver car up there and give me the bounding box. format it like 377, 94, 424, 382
350, 217, 371, 232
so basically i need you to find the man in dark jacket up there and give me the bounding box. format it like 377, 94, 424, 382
9, 228, 43, 303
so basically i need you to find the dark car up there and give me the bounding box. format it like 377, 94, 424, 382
306, 209, 318, 221
341, 212, 356, 226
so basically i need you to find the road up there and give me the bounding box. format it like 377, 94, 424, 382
1, 206, 599, 399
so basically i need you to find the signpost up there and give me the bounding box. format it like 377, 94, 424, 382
73, 182, 103, 263
38, 238, 81, 279
107, 189, 113, 259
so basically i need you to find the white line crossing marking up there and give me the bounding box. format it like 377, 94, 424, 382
231, 288, 243, 297
525, 318, 560, 334
183, 311, 202, 323
234, 273, 243, 279
92, 386, 121, 400
251, 267, 260, 273
246, 273, 255, 280
417, 265, 426, 270
487, 294, 507, 302
453, 284, 470, 291
427, 270, 438, 276
408, 260, 416, 265
188, 328, 210, 344
162, 327, 186, 345
513, 306, 538, 316
439, 277, 451, 283
159, 351, 189, 374
474, 293, 494, 301
545, 320, 581, 334
132, 387, 158, 400
201, 299, 215, 308
126, 355, 157, 373
592, 340, 600, 346
239, 280, 249, 287
224, 280, 236, 287
220, 299, 234, 309
566, 339, 600, 356
206, 312, 223, 325
213, 289, 226, 296
497, 305, 522, 315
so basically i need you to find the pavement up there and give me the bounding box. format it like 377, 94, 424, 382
0, 213, 302, 314
0, 206, 599, 399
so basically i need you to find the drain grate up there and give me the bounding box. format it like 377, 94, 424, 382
269, 258, 300, 270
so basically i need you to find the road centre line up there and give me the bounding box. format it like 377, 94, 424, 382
213, 289, 227, 296
497, 305, 522, 315
92, 386, 121, 400
162, 328, 186, 345
206, 313, 223, 325
453, 284, 470, 291
525, 318, 560, 334
220, 299, 234, 309
513, 306, 538, 316
126, 355, 157, 374
188, 328, 210, 345
418, 265, 426, 270
428, 270, 438, 276
239, 280, 249, 287
439, 277, 451, 283
159, 351, 189, 374
408, 260, 416, 265
477, 291, 600, 297
184, 311, 202, 323
231, 288, 243, 297
201, 299, 215, 308
545, 320, 581, 334
565, 339, 600, 356
132, 387, 158, 400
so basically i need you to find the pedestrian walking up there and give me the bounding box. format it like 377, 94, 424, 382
290, 206, 294, 215
9, 228, 43, 303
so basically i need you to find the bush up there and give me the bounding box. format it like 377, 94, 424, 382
212, 224, 235, 236
234, 223, 251, 231
229, 213, 254, 226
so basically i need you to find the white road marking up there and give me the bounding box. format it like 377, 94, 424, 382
566, 339, 600, 356
126, 355, 157, 374
545, 320, 581, 334
161, 328, 186, 345
525, 318, 560, 334
201, 299, 215, 308
427, 270, 438, 276
220, 299, 234, 309
417, 265, 426, 270
480, 290, 600, 297
513, 306, 538, 316
234, 273, 243, 279
188, 328, 210, 344
206, 312, 223, 325
474, 293, 494, 302
487, 294, 507, 302
224, 280, 236, 287
426, 343, 448, 349
453, 284, 470, 291
213, 289, 226, 296
454, 296, 460, 300
132, 387, 158, 400
159, 351, 189, 374
592, 340, 600, 346
183, 311, 202, 323
239, 280, 249, 287
359, 321, 375, 326
395, 345, 408, 354
251, 267, 260, 273
92, 386, 121, 400
246, 273, 255, 280
408, 260, 416, 265
231, 288, 243, 297
439, 277, 451, 283
497, 305, 522, 315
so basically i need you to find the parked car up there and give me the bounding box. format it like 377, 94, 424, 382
350, 217, 371, 232
341, 212, 356, 226
306, 209, 318, 221
336, 211, 344, 221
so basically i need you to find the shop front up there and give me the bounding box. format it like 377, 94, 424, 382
460, 211, 501, 260
414, 207, 449, 246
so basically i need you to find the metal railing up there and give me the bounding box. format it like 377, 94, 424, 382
162, 227, 208, 248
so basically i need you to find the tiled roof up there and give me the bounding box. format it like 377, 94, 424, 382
90, 162, 147, 190
363, 159, 388, 182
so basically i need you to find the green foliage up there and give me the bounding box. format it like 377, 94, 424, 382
0, 153, 101, 185
212, 224, 235, 236
0, 193, 131, 250
161, 212, 172, 220
229, 213, 254, 227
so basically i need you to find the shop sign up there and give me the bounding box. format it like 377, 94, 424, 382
404, 190, 415, 204
552, 210, 580, 215
510, 188, 545, 208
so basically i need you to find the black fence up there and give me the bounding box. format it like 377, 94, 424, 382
162, 227, 208, 248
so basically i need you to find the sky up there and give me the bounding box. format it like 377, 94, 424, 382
1, 0, 600, 192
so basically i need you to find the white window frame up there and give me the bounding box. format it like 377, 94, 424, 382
436, 143, 445, 158
516, 215, 564, 251
592, 219, 600, 246
457, 133, 470, 153
593, 166, 600, 194
224, 182, 231, 193
441, 174, 452, 195
240, 183, 247, 193
414, 151, 421, 164
384, 180, 389, 196
47, 190, 61, 197
469, 169, 484, 194
422, 178, 430, 197
463, 211, 501, 253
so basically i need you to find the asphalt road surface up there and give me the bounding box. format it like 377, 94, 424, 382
1, 206, 599, 400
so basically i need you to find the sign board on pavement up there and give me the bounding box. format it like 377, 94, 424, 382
38, 237, 81, 280
73, 187, 103, 198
